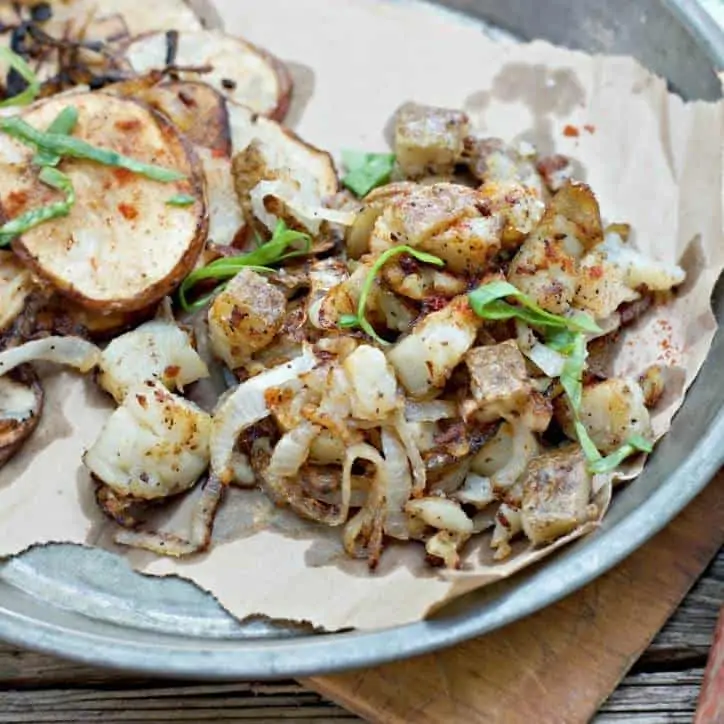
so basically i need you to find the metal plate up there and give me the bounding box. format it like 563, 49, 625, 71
0, 0, 722, 679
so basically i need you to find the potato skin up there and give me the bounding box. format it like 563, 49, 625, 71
208, 269, 287, 369
6, 93, 208, 313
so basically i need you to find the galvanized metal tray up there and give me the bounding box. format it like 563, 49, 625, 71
0, 0, 721, 679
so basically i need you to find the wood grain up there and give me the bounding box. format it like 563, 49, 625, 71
0, 550, 718, 721
304, 474, 724, 724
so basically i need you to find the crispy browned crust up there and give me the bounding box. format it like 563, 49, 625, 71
0, 365, 43, 469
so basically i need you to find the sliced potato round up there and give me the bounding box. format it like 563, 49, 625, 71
137, 81, 231, 157
46, 0, 203, 37
0, 365, 43, 467
228, 101, 338, 200
0, 92, 207, 312
123, 30, 292, 121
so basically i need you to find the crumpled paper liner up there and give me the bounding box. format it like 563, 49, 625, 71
0, 0, 721, 631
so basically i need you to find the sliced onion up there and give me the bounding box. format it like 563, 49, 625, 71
210, 347, 317, 483
405, 497, 474, 534
250, 179, 357, 235
381, 428, 412, 540
393, 411, 427, 495
342, 442, 387, 567
493, 419, 539, 493
525, 342, 567, 377
267, 422, 320, 478
404, 399, 457, 423
490, 503, 523, 560
0, 336, 100, 376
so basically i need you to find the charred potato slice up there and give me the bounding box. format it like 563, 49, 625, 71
46, 0, 203, 36
124, 30, 292, 121
0, 92, 207, 313
228, 102, 338, 207
138, 81, 231, 157
83, 380, 211, 501
394, 102, 470, 178
208, 269, 287, 369
0, 365, 43, 467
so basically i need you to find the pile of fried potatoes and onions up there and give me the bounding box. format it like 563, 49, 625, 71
0, 2, 684, 569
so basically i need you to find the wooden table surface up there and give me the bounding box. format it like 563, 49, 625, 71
0, 547, 718, 723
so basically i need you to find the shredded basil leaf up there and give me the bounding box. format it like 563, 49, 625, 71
166, 193, 196, 207
0, 166, 75, 246
0, 47, 40, 108
0, 116, 185, 183
468, 280, 601, 334
32, 107, 80, 167
341, 150, 396, 197
339, 245, 444, 345
589, 435, 653, 474
178, 220, 310, 311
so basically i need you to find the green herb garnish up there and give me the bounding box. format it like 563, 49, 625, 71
468, 280, 601, 334
166, 193, 196, 207
588, 435, 653, 474
341, 150, 396, 197
0, 166, 75, 246
178, 219, 310, 312
0, 47, 40, 108
0, 116, 185, 183
33, 107, 80, 167
558, 332, 602, 464
339, 245, 445, 345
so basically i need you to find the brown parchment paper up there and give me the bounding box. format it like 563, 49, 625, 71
0, 0, 722, 631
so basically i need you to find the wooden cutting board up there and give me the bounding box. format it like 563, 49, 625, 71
304, 472, 724, 723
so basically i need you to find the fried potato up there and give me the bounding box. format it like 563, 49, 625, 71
123, 30, 292, 121
0, 365, 43, 468
0, 92, 207, 312
228, 102, 337, 198
46, 0, 203, 37
137, 81, 231, 157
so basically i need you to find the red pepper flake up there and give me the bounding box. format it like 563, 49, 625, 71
5, 189, 28, 216
563, 124, 580, 138
112, 167, 134, 186
164, 365, 180, 379
136, 394, 148, 409
588, 265, 604, 279
117, 202, 138, 220
114, 118, 141, 132
584, 124, 596, 134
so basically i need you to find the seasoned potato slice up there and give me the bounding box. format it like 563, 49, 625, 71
83, 380, 211, 500
228, 102, 338, 199
208, 269, 287, 369
394, 102, 469, 178
0, 92, 207, 312
138, 82, 231, 157
0, 365, 43, 468
47, 0, 203, 36
124, 30, 292, 121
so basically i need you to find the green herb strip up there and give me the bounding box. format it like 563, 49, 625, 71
339, 245, 445, 346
